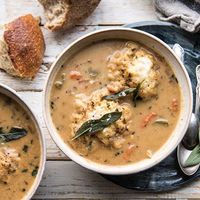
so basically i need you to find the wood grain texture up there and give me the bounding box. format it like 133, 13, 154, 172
2, 0, 156, 25
33, 161, 200, 199
2, 0, 200, 199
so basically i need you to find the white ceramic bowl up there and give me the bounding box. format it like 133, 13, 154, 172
43, 28, 192, 175
0, 83, 46, 199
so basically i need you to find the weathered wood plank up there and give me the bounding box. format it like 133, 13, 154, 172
2, 0, 156, 25
33, 161, 200, 199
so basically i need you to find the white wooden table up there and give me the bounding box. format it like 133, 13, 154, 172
1, 0, 200, 199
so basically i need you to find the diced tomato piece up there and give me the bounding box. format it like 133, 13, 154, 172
123, 144, 135, 161
141, 112, 157, 128
69, 71, 82, 80
171, 98, 178, 112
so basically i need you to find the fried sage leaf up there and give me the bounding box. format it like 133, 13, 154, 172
72, 111, 122, 140
103, 82, 143, 107
184, 144, 200, 167
153, 118, 169, 126
103, 88, 136, 100
0, 127, 27, 143
133, 82, 143, 107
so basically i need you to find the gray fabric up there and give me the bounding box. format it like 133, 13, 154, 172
154, 0, 200, 32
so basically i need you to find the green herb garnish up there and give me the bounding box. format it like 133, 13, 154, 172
184, 144, 200, 167
0, 127, 27, 143
133, 82, 143, 107
22, 145, 29, 153
103, 88, 136, 100
32, 166, 39, 177
21, 169, 28, 173
72, 111, 122, 140
153, 118, 169, 126
103, 82, 143, 107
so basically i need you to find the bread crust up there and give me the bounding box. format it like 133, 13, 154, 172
3, 14, 45, 79
38, 0, 101, 31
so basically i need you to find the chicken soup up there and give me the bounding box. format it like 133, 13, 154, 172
0, 93, 41, 200
50, 40, 181, 165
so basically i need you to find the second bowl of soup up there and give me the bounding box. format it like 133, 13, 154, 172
0, 84, 46, 199
44, 28, 192, 175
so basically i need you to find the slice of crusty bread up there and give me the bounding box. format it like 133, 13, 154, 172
0, 39, 16, 76
0, 14, 45, 79
38, 0, 101, 31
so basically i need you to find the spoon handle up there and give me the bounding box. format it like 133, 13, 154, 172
172, 44, 184, 62
195, 65, 200, 115
172, 44, 200, 116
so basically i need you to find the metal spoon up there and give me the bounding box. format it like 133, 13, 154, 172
182, 113, 199, 150
177, 112, 199, 176
173, 44, 200, 175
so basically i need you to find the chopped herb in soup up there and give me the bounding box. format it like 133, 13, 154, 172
50, 40, 181, 165
0, 94, 41, 200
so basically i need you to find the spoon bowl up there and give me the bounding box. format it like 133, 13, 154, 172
177, 143, 200, 176
177, 113, 200, 176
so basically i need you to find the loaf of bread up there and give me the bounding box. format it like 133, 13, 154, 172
38, 0, 101, 31
0, 14, 45, 79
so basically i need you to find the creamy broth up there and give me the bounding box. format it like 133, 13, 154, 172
0, 93, 41, 200
50, 40, 181, 165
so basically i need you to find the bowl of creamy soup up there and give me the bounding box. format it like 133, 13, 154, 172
0, 83, 46, 199
44, 28, 192, 175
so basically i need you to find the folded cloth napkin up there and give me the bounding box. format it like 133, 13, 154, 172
154, 0, 200, 32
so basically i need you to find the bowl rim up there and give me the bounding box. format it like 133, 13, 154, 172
43, 27, 193, 175
0, 83, 46, 199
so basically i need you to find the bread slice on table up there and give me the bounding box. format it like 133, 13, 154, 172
38, 0, 101, 31
0, 14, 45, 79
